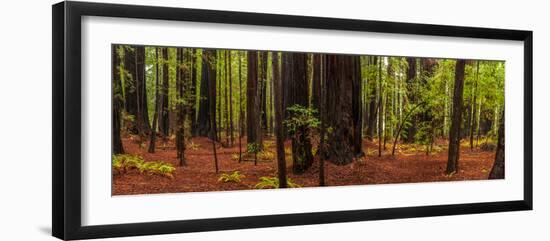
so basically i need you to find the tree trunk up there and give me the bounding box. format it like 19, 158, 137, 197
260, 52, 269, 133
159, 48, 170, 139
378, 57, 383, 157
281, 52, 294, 138
190, 49, 197, 136
176, 48, 187, 166
112, 46, 124, 154
197, 50, 212, 137
446, 59, 466, 174
123, 46, 139, 134
470, 61, 480, 149
135, 46, 151, 135
204, 49, 219, 172
312, 54, 322, 112
246, 51, 262, 148
289, 53, 313, 173
148, 48, 161, 153
352, 56, 365, 157
228, 51, 234, 147
366, 57, 378, 141
325, 54, 354, 165
238, 51, 244, 162
272, 52, 288, 188
489, 109, 505, 179
405, 57, 417, 143
318, 54, 327, 186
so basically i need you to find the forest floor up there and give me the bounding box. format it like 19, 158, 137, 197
113, 134, 496, 195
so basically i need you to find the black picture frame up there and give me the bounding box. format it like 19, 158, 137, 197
52, 1, 533, 240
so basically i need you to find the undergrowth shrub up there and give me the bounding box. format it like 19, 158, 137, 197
254, 176, 301, 189
112, 154, 175, 178
218, 171, 245, 183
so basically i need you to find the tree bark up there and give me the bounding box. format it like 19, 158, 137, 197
470, 61, 480, 149
148, 48, 161, 153
260, 52, 269, 133
366, 56, 378, 141
272, 52, 288, 188
176, 48, 187, 166
246, 51, 262, 148
378, 57, 383, 157
159, 48, 170, 139
289, 53, 313, 173
135, 46, 151, 135
123, 46, 139, 134
112, 46, 124, 154
446, 59, 466, 174
405, 57, 417, 143
228, 51, 234, 147
197, 50, 213, 137
325, 54, 354, 165
352, 56, 365, 157
489, 109, 505, 179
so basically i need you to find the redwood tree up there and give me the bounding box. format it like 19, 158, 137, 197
446, 59, 466, 174
325, 54, 354, 165
489, 110, 504, 179
272, 52, 287, 188
112, 46, 124, 154
246, 51, 262, 149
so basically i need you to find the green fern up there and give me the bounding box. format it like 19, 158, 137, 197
218, 171, 245, 183
254, 176, 301, 189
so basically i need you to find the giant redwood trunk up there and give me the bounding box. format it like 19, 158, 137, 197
204, 49, 218, 141
325, 54, 355, 165
247, 51, 262, 148
123, 46, 139, 134
159, 48, 170, 139
281, 52, 294, 137
352, 56, 364, 157
446, 59, 466, 174
135, 46, 151, 135
112, 46, 124, 154
312, 54, 322, 112
489, 110, 505, 179
197, 50, 213, 137
288, 53, 313, 173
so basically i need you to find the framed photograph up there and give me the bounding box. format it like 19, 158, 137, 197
52, 1, 532, 240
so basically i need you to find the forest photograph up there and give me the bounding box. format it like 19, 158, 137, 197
111, 44, 505, 195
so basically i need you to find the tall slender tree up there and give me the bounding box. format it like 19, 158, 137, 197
228, 51, 235, 146
489, 109, 504, 179
247, 51, 262, 149
112, 46, 124, 154
446, 59, 466, 174
159, 48, 170, 139
148, 48, 161, 153
352, 56, 365, 157
272, 52, 287, 188
176, 48, 187, 166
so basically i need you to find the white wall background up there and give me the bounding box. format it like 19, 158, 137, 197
0, 0, 547, 240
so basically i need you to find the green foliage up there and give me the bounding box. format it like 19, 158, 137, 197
254, 176, 301, 189
112, 154, 176, 178
283, 105, 320, 136
247, 142, 261, 154
218, 171, 245, 183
